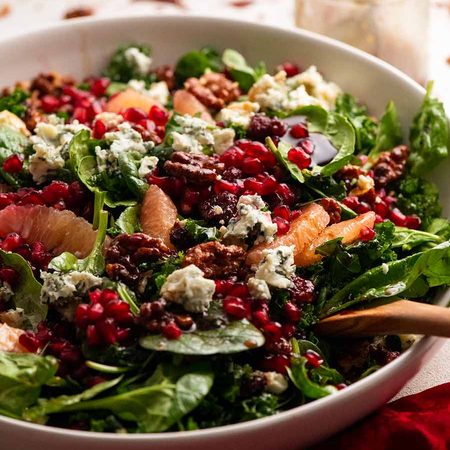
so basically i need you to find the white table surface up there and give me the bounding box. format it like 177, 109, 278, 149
0, 0, 449, 400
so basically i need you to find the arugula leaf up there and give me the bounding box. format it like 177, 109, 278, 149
367, 101, 402, 161
140, 320, 265, 355
321, 240, 450, 316
109, 205, 141, 236
0, 89, 29, 118
174, 47, 222, 85
0, 352, 57, 417
103, 44, 155, 83
334, 93, 378, 152
0, 250, 46, 327
222, 49, 266, 92
408, 81, 449, 176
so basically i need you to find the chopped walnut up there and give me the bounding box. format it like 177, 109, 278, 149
372, 145, 409, 188
336, 164, 365, 191
154, 65, 175, 91
164, 151, 224, 185
184, 72, 240, 110
319, 198, 341, 224
29, 72, 75, 98
183, 241, 246, 279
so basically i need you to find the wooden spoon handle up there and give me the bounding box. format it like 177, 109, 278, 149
315, 300, 450, 338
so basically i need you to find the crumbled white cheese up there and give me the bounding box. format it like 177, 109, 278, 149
124, 47, 152, 76
138, 155, 159, 179
96, 122, 154, 174
398, 334, 418, 350
247, 277, 271, 300
29, 115, 89, 184
224, 195, 277, 244
0, 110, 29, 135
128, 79, 170, 106
170, 114, 235, 155
160, 264, 215, 313
248, 67, 341, 112
381, 263, 389, 274
264, 372, 289, 394
40, 271, 103, 305
253, 246, 296, 289
94, 112, 123, 129
215, 101, 260, 128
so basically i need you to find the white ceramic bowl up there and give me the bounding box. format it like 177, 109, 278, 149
0, 15, 448, 450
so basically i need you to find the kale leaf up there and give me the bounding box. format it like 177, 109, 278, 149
0, 89, 29, 118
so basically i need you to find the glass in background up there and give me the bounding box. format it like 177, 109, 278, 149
295, 0, 430, 84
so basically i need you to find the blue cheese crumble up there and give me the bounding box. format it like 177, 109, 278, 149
138, 155, 159, 179
95, 122, 155, 174
29, 115, 88, 184
215, 101, 260, 128
247, 277, 271, 300
160, 264, 215, 313
224, 195, 277, 244
124, 47, 152, 76
253, 245, 296, 289
170, 114, 235, 155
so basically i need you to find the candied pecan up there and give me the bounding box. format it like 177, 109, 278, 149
184, 72, 240, 110
154, 65, 175, 91
183, 241, 246, 279
29, 72, 75, 98
335, 164, 365, 191
105, 233, 173, 285
63, 7, 94, 19
319, 198, 341, 224
372, 145, 409, 188
164, 151, 224, 185
198, 191, 238, 225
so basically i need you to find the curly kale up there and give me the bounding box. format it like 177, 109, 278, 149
0, 88, 29, 118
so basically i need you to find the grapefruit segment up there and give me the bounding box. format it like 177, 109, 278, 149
0, 323, 27, 352
0, 205, 98, 258
173, 90, 213, 123
106, 88, 163, 114
246, 203, 330, 267
140, 185, 178, 248
297, 211, 376, 267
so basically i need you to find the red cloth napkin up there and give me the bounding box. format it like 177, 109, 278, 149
313, 383, 450, 450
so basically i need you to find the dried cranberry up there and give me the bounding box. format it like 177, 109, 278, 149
289, 276, 315, 304
247, 114, 288, 142
198, 191, 238, 225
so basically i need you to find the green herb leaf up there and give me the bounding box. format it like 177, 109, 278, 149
0, 250, 45, 327
140, 320, 265, 355
409, 81, 449, 176
0, 352, 57, 417
222, 49, 265, 92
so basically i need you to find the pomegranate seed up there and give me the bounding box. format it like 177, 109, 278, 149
41, 181, 70, 203
149, 105, 169, 126
75, 304, 89, 328
96, 318, 117, 345
228, 283, 249, 298
116, 328, 132, 342
0, 267, 18, 285
19, 333, 40, 352
274, 216, 290, 236
252, 309, 269, 327
87, 302, 104, 321
342, 196, 360, 211
355, 202, 371, 214
100, 289, 120, 304
86, 324, 101, 346
263, 321, 283, 341
305, 349, 324, 368
276, 184, 295, 205
93, 119, 107, 139
214, 179, 241, 195
405, 215, 421, 230
60, 348, 81, 364
0, 193, 14, 209
241, 157, 264, 175
220, 146, 245, 167
298, 138, 315, 155
244, 178, 265, 195
105, 300, 130, 317
273, 205, 291, 221
214, 279, 234, 296
223, 296, 247, 319
89, 289, 102, 304
360, 226, 376, 241
389, 208, 407, 227
260, 354, 290, 373
19, 191, 45, 206
289, 123, 308, 139
73, 107, 88, 123
375, 214, 384, 224
183, 188, 201, 206
336, 383, 347, 390
40, 95, 60, 113
260, 176, 279, 195
284, 302, 301, 322
291, 210, 301, 220
90, 78, 110, 97
87, 102, 103, 120
279, 62, 301, 77
2, 154, 23, 174
162, 322, 182, 340
147, 172, 171, 191
287, 147, 311, 169
282, 323, 297, 338
290, 276, 315, 304
138, 118, 156, 132
122, 107, 147, 123
1, 233, 24, 252
373, 199, 389, 218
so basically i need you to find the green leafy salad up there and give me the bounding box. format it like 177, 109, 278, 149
0, 43, 447, 433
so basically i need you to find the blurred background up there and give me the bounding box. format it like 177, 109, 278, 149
0, 0, 449, 398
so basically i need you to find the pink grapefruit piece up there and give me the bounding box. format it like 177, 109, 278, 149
0, 205, 98, 258
173, 90, 213, 122
297, 211, 376, 267
140, 185, 178, 249
106, 88, 163, 114
246, 203, 330, 267
0, 323, 28, 352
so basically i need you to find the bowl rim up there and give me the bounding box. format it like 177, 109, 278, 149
0, 13, 443, 442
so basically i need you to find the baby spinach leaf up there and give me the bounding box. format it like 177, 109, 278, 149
267, 137, 304, 183
106, 82, 128, 96
0, 352, 57, 417
67, 129, 91, 175
118, 152, 148, 200
222, 49, 265, 92
140, 320, 265, 355
427, 218, 450, 240
175, 47, 222, 85
0, 250, 46, 327
109, 205, 141, 236
0, 88, 29, 118
48, 252, 78, 273
392, 226, 443, 251
334, 93, 378, 152
321, 240, 450, 316
409, 81, 449, 176
367, 101, 402, 161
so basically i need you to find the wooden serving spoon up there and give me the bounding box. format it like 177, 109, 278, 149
315, 300, 450, 338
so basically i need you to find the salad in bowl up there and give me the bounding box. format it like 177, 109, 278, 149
0, 42, 448, 434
